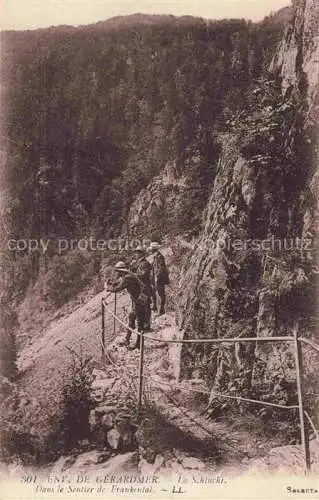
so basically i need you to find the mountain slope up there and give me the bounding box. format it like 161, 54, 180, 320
11, 278, 319, 477
2, 13, 287, 244
176, 0, 318, 414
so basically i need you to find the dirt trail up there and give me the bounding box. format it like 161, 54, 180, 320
17, 291, 129, 406
16, 290, 252, 463
16, 289, 319, 476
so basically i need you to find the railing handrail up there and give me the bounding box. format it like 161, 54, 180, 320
100, 296, 319, 474
102, 298, 295, 344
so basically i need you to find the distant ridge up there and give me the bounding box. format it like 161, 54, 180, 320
86, 13, 207, 31
2, 5, 293, 34
262, 5, 293, 27
83, 7, 293, 30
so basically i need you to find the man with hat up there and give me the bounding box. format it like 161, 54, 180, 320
131, 247, 152, 331
148, 242, 169, 316
106, 261, 148, 350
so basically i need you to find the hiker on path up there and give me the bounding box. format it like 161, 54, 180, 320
131, 248, 152, 331
106, 261, 148, 350
148, 242, 169, 315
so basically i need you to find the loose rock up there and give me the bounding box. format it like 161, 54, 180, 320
107, 428, 122, 451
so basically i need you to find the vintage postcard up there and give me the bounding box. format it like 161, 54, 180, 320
0, 0, 318, 499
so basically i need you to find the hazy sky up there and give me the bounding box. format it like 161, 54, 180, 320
1, 0, 290, 31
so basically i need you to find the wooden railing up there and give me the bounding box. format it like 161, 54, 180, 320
101, 297, 319, 474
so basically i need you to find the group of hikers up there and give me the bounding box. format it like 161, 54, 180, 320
105, 241, 170, 350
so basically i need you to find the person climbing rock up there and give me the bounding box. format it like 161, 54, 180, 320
148, 242, 169, 315
106, 261, 148, 350
131, 248, 152, 331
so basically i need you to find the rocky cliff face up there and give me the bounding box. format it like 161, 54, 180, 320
271, 0, 319, 102
177, 0, 318, 405
274, 0, 319, 306
127, 160, 188, 237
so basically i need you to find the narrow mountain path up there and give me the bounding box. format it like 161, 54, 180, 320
17, 291, 129, 413
16, 289, 319, 476
91, 308, 294, 475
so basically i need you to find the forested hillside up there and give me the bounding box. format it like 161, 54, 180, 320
2, 13, 288, 251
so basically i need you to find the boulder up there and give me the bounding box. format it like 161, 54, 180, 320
101, 413, 115, 430
181, 456, 207, 470
107, 428, 122, 451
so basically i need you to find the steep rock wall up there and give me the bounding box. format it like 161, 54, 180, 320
271, 0, 319, 102
127, 160, 187, 237
177, 0, 318, 405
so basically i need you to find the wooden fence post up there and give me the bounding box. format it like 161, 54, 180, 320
293, 321, 311, 473
113, 292, 117, 336
101, 299, 105, 361
137, 332, 145, 420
